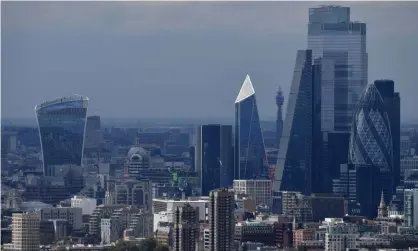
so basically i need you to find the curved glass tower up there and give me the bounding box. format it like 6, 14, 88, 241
234, 75, 268, 180
35, 95, 89, 176
349, 83, 393, 171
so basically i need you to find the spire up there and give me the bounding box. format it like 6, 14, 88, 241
379, 190, 386, 208
278, 85, 283, 95
235, 74, 255, 103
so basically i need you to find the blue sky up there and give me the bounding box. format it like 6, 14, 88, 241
2, 1, 418, 122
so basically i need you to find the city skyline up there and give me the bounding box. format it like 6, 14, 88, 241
2, 2, 418, 123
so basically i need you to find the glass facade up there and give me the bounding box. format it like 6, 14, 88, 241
349, 83, 394, 171
275, 50, 314, 194
308, 6, 367, 133
234, 75, 268, 180
35, 96, 89, 176
195, 125, 233, 196
349, 83, 395, 204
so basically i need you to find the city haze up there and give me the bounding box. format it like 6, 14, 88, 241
2, 1, 418, 123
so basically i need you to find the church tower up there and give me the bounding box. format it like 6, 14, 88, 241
377, 190, 388, 218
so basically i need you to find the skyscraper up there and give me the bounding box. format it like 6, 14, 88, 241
195, 124, 234, 195
8, 212, 40, 251
35, 95, 89, 176
307, 6, 368, 192
234, 75, 269, 180
209, 189, 235, 251
275, 50, 316, 194
276, 86, 284, 150
349, 83, 394, 204
84, 115, 102, 149
174, 204, 200, 251
374, 80, 401, 190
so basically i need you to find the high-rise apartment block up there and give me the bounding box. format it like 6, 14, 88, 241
4, 212, 40, 251
209, 189, 235, 251
195, 124, 234, 195
174, 203, 200, 251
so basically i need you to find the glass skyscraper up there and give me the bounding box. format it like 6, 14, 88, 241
308, 6, 368, 193
35, 95, 89, 176
349, 83, 394, 203
195, 124, 234, 196
234, 75, 268, 180
275, 50, 316, 194
308, 6, 367, 132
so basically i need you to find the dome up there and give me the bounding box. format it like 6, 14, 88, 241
127, 147, 149, 162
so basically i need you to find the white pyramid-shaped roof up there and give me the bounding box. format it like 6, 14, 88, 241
235, 74, 255, 103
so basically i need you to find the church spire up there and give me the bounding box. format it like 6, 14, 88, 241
379, 190, 386, 208
378, 190, 388, 218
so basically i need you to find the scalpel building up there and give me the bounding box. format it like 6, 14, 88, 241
35, 95, 89, 176
234, 75, 269, 180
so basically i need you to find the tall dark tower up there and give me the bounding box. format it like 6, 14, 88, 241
276, 86, 284, 150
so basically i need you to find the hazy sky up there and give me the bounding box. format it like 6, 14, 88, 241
2, 1, 418, 122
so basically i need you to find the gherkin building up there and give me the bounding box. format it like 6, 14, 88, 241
349, 83, 393, 172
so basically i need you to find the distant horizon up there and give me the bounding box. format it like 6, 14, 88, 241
2, 2, 418, 121
2, 116, 418, 127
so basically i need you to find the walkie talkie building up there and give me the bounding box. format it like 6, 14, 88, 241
35, 95, 89, 176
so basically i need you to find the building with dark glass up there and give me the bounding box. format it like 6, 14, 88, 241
374, 80, 401, 190
234, 75, 268, 180
35, 95, 89, 176
349, 83, 395, 206
195, 125, 233, 195
308, 6, 368, 193
84, 115, 102, 150
276, 50, 318, 194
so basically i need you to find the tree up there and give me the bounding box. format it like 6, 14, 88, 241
153, 244, 169, 251
137, 238, 158, 251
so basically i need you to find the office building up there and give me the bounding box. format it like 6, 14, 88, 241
124, 145, 150, 179
71, 196, 97, 215
276, 86, 284, 149
401, 157, 418, 179
35, 95, 89, 176
333, 163, 381, 219
173, 204, 199, 251
404, 189, 418, 227
349, 83, 395, 204
6, 212, 40, 251
308, 6, 368, 193
233, 180, 272, 208
323, 218, 358, 251
114, 180, 152, 211
40, 207, 83, 231
308, 6, 367, 132
276, 50, 317, 194
195, 124, 234, 195
234, 75, 269, 180
374, 80, 401, 189
84, 115, 102, 149
209, 189, 235, 251
235, 221, 288, 247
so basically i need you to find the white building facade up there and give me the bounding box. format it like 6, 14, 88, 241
71, 195, 97, 215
